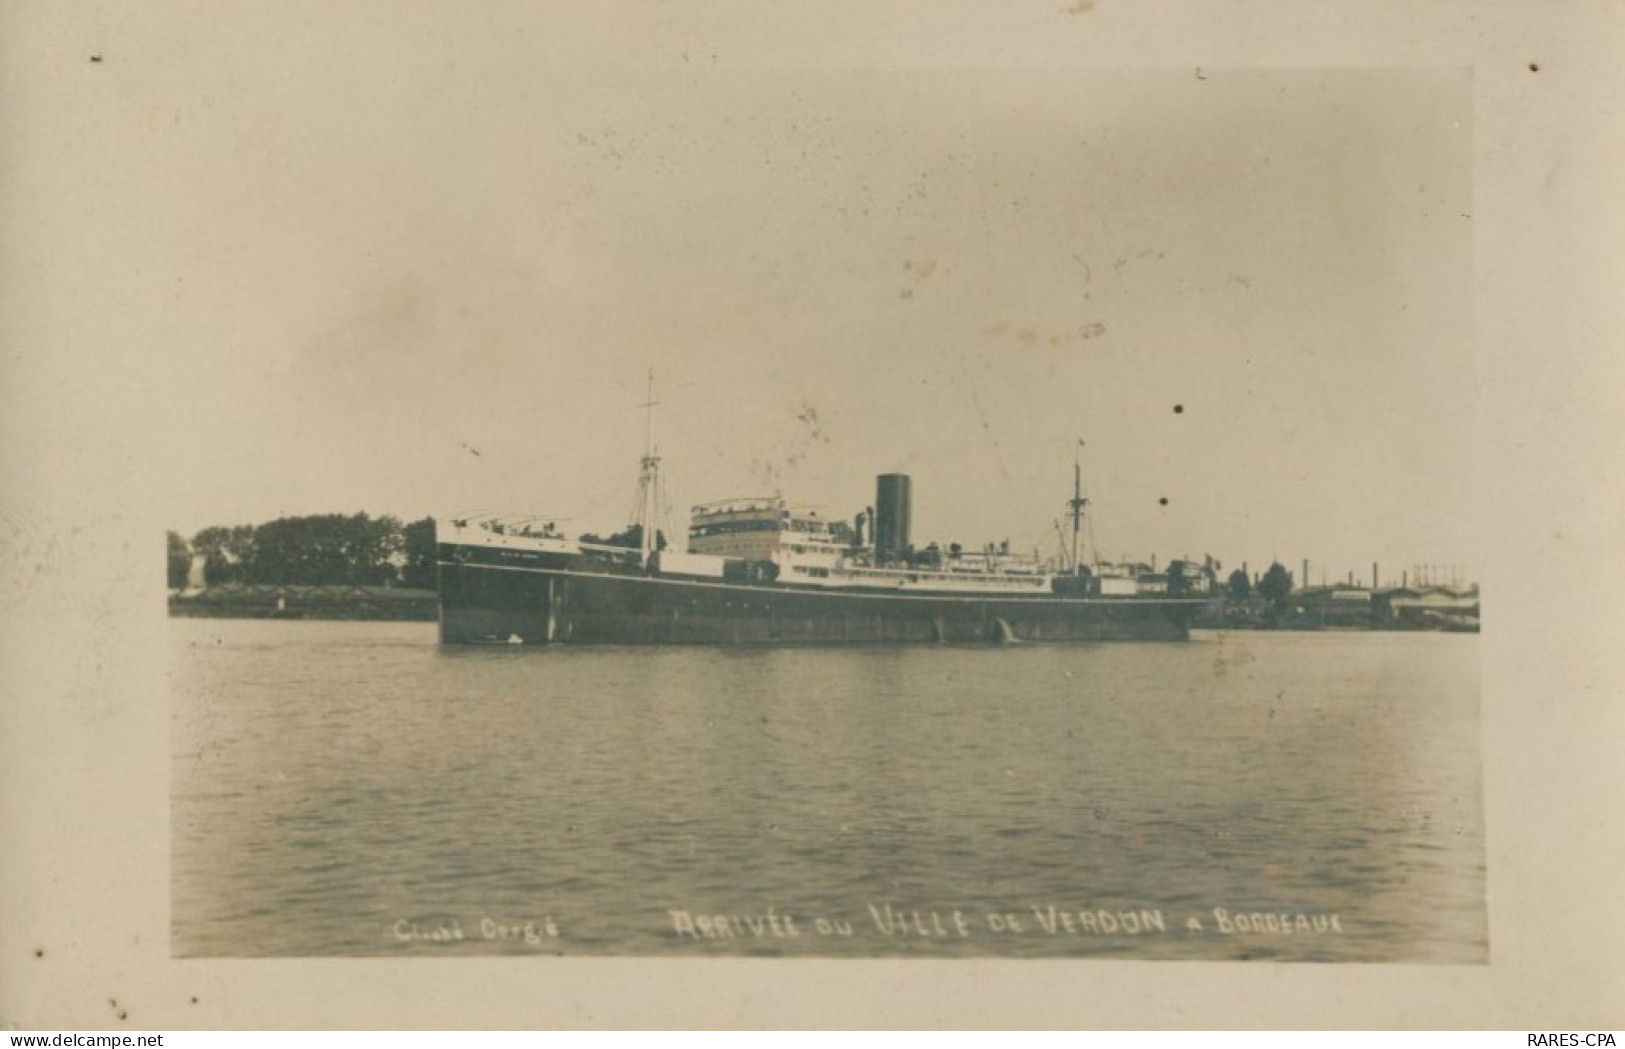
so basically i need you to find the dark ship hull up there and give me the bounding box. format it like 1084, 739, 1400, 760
437, 544, 1205, 645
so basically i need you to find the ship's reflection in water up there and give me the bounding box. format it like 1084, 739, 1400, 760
171, 621, 1485, 961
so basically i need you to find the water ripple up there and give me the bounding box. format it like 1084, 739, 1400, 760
172, 621, 1486, 961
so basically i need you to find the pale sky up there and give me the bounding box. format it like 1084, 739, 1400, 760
92, 21, 1471, 583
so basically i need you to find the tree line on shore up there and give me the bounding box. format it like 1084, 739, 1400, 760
168, 515, 440, 590
1217, 562, 1296, 623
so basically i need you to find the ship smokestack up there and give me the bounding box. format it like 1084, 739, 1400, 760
874, 474, 912, 564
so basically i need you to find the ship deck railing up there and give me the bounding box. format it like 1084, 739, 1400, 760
805, 564, 1052, 589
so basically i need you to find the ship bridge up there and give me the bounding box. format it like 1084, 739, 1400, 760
687, 497, 847, 561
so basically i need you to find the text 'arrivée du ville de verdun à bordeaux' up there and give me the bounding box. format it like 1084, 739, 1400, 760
667, 903, 1345, 941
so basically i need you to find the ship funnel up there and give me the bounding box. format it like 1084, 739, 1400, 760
874, 473, 912, 564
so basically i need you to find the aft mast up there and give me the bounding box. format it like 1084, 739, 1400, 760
633, 369, 661, 569
1067, 439, 1089, 574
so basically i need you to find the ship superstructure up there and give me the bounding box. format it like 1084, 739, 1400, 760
436, 415, 1211, 644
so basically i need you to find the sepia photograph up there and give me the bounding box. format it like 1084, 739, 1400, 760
4, 0, 1622, 1031
161, 63, 1483, 962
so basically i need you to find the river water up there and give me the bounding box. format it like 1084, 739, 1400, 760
171, 620, 1485, 961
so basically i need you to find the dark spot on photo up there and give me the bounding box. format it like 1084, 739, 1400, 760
1173, 404, 1184, 414
1158, 497, 1169, 506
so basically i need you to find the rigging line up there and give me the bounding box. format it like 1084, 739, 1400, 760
624, 480, 642, 534
545, 451, 646, 528
572, 478, 632, 525
1087, 501, 1101, 566
967, 391, 1024, 511
656, 473, 677, 547
1052, 518, 1072, 568
639, 368, 659, 461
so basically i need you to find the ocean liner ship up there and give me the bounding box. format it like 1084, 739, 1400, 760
436, 392, 1210, 645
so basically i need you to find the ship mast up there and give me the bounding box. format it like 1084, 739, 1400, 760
1067, 439, 1088, 574
634, 369, 661, 569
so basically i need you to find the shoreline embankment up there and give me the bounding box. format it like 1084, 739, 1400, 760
169, 585, 438, 622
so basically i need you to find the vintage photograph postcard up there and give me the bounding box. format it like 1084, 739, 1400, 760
3, 0, 1622, 1030
161, 62, 1483, 964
